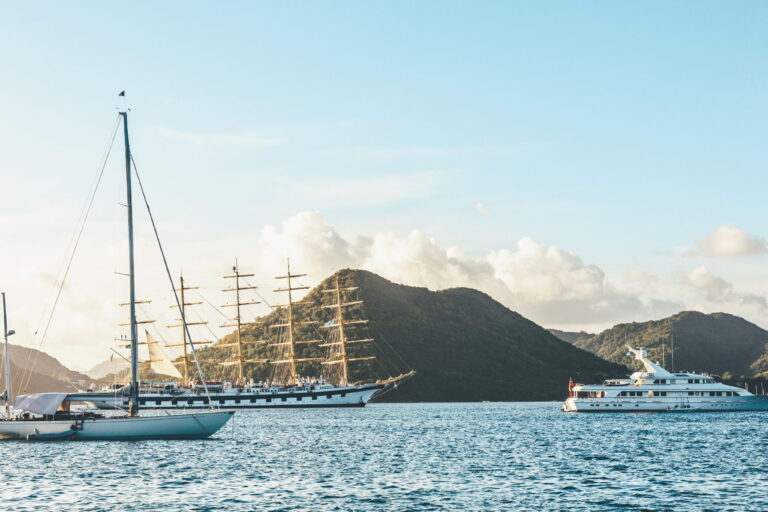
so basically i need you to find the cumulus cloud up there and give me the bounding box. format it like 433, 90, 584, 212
250, 212, 673, 328
697, 225, 767, 257
683, 265, 767, 310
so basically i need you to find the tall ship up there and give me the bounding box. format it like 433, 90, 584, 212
562, 347, 768, 412
72, 265, 414, 410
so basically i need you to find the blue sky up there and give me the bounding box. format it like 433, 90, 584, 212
1, 2, 767, 369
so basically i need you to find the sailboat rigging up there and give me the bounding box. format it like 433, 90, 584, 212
0, 103, 234, 439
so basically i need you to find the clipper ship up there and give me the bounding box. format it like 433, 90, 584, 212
562, 347, 768, 412
72, 266, 413, 410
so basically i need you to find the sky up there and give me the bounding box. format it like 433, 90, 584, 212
0, 2, 767, 371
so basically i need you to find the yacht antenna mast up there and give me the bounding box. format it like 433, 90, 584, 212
671, 334, 675, 372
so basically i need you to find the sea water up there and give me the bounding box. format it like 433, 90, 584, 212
1, 402, 766, 511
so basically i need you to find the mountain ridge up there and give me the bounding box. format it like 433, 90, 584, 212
551, 311, 768, 377
182, 269, 627, 401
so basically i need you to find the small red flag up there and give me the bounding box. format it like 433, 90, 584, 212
568, 377, 575, 398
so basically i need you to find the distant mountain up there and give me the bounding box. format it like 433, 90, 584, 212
86, 357, 130, 379
549, 329, 595, 345
559, 311, 768, 378
183, 269, 626, 402
1, 343, 93, 395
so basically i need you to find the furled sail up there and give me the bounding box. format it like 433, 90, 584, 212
146, 331, 183, 379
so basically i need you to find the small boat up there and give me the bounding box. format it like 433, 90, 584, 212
562, 346, 768, 412
1, 102, 235, 439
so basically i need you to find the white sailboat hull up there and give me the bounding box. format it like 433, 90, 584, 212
0, 420, 75, 439
0, 411, 233, 440
75, 411, 234, 439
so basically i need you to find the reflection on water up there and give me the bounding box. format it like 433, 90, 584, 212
1, 402, 765, 511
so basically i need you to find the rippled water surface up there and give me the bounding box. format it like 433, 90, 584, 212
2, 402, 767, 511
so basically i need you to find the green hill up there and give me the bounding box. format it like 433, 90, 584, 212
181, 269, 625, 401
554, 311, 768, 378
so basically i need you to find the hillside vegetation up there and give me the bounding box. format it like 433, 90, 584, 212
551, 311, 768, 378
181, 269, 626, 401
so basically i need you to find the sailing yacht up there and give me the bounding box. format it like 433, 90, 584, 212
0, 107, 234, 439
72, 269, 414, 410
562, 347, 768, 412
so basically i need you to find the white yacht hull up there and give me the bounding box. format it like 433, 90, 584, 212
73, 383, 383, 410
563, 395, 768, 412
0, 411, 234, 440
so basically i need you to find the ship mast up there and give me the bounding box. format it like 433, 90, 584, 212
2, 293, 14, 417
119, 111, 142, 417
271, 260, 321, 386
221, 260, 266, 386
166, 274, 210, 386
320, 276, 374, 386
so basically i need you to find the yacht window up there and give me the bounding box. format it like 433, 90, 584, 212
657, 379, 666, 384
657, 391, 667, 397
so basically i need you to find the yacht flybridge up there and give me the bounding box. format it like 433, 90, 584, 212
562, 347, 768, 412
0, 105, 234, 439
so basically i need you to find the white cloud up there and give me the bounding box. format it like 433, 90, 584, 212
475, 203, 489, 215
683, 265, 767, 311
250, 214, 675, 329
697, 225, 767, 257
153, 126, 284, 147
10, 210, 768, 370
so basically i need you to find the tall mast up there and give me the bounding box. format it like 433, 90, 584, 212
221, 260, 264, 386
320, 276, 374, 386
2, 293, 12, 417
166, 275, 209, 386
120, 111, 140, 417
180, 276, 189, 384
271, 260, 321, 386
